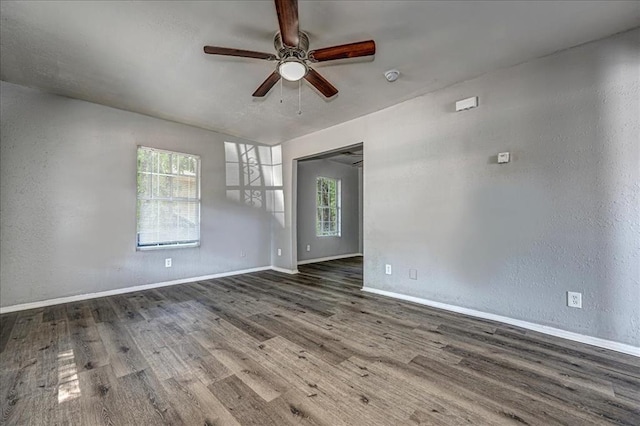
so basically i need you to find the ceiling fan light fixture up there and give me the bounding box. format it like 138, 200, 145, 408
279, 60, 307, 81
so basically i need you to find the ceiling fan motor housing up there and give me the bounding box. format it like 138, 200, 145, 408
274, 31, 310, 60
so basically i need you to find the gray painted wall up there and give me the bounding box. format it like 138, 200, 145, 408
296, 159, 360, 262
0, 82, 272, 307
277, 29, 640, 346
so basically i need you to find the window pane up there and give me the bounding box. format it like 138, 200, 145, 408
150, 150, 159, 173
154, 175, 172, 198
171, 154, 179, 174
176, 201, 199, 241
137, 199, 159, 245
137, 172, 151, 198
181, 156, 197, 176
158, 152, 172, 174
173, 176, 196, 198
138, 149, 152, 172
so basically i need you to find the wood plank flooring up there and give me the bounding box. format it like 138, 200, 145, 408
1, 257, 638, 425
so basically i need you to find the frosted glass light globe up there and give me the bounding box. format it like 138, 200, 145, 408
279, 61, 307, 81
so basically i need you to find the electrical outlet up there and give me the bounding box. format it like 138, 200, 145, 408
277, 248, 282, 256
385, 264, 392, 275
165, 258, 172, 268
306, 244, 311, 252
567, 291, 582, 308
240, 250, 246, 258
409, 269, 418, 280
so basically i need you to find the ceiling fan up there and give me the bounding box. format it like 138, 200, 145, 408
203, 0, 376, 99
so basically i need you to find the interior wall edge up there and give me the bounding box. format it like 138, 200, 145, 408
270, 266, 300, 275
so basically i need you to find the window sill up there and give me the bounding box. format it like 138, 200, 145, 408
137, 243, 200, 251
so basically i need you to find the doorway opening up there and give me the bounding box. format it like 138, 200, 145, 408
294, 143, 363, 271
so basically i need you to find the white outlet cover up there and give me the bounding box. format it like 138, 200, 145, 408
277, 248, 282, 256
498, 152, 510, 164
409, 269, 418, 280
385, 264, 392, 275
306, 245, 311, 252
165, 258, 172, 268
567, 291, 582, 308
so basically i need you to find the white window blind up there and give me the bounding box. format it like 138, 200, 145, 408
136, 146, 200, 249
316, 176, 341, 237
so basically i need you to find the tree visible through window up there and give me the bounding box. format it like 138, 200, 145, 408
136, 146, 200, 249
316, 177, 341, 237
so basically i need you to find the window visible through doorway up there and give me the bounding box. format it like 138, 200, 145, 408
316, 176, 341, 237
136, 146, 200, 249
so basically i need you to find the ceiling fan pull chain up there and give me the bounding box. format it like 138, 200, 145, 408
280, 77, 283, 103
298, 80, 302, 115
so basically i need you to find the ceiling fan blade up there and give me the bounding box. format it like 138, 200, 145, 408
308, 40, 376, 62
275, 0, 299, 47
304, 68, 338, 98
252, 71, 281, 97
203, 46, 276, 61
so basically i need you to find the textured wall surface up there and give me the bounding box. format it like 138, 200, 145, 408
277, 29, 640, 346
0, 82, 272, 307
296, 159, 360, 261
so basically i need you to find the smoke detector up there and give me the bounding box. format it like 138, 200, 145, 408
384, 69, 400, 82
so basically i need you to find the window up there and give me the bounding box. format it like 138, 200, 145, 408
136, 146, 200, 249
316, 176, 341, 237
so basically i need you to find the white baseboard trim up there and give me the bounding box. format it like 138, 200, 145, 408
297, 253, 363, 265
362, 287, 640, 357
0, 265, 272, 314
271, 266, 300, 274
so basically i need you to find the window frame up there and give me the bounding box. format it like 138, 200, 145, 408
315, 176, 341, 237
136, 146, 201, 250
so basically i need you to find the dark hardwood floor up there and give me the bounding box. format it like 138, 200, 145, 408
1, 257, 638, 425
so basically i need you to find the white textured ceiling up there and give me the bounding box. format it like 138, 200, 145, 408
1, 1, 638, 145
